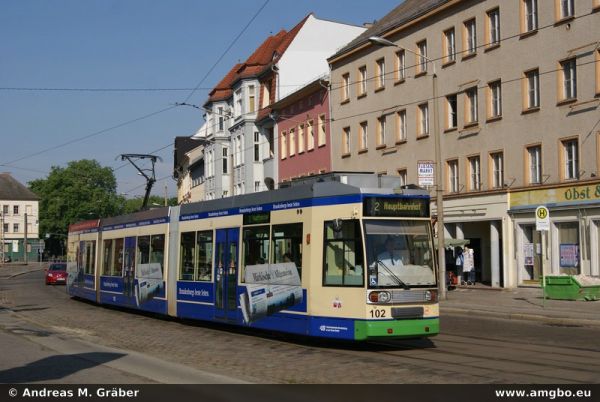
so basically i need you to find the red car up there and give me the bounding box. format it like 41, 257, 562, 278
45, 263, 67, 285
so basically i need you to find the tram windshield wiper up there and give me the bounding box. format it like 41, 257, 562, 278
376, 259, 410, 290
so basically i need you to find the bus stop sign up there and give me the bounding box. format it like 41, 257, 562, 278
536, 206, 550, 231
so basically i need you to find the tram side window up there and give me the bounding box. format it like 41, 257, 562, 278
112, 238, 124, 277
197, 231, 213, 281
137, 236, 150, 266
180, 232, 195, 281
150, 234, 165, 275
84, 241, 96, 275
241, 225, 270, 283
102, 238, 123, 277
272, 223, 303, 278
323, 220, 364, 286
179, 231, 213, 282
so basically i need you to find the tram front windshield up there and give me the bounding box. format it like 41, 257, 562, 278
364, 220, 436, 289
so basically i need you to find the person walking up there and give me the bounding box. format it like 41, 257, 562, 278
455, 247, 464, 285
462, 246, 475, 285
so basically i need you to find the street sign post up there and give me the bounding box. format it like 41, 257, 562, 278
535, 206, 550, 306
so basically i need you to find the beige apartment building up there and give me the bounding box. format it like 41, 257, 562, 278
328, 0, 600, 288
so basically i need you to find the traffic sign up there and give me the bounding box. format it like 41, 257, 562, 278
535, 206, 550, 231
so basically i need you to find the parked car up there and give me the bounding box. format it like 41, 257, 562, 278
45, 262, 67, 285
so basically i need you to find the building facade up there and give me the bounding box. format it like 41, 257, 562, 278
192, 14, 365, 200
328, 0, 600, 287
269, 77, 332, 183
0, 173, 40, 262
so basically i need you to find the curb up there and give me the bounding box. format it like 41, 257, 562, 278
1, 268, 45, 280
442, 306, 600, 328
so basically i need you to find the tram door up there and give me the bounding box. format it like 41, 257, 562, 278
214, 228, 239, 321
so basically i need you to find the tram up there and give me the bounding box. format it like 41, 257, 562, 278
67, 173, 439, 340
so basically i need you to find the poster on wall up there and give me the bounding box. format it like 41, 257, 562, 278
559, 244, 579, 268
523, 243, 534, 266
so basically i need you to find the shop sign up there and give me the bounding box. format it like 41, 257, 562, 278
559, 244, 579, 268
417, 160, 435, 187
535, 206, 549, 231
510, 183, 600, 208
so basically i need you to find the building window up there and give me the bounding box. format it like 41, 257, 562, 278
396, 110, 407, 142
488, 80, 502, 119
248, 85, 256, 113
416, 40, 428, 74
447, 159, 459, 193
13, 223, 19, 233
523, 0, 538, 32
418, 103, 429, 136
376, 58, 385, 89
307, 120, 315, 151
13, 205, 19, 215
444, 28, 456, 63
524, 69, 540, 109
342, 127, 351, 155
395, 50, 406, 81
560, 58, 577, 101
558, 0, 574, 20
358, 66, 367, 96
281, 131, 287, 159
359, 121, 368, 151
465, 87, 478, 124
2, 205, 8, 215
468, 155, 481, 191
254, 181, 261, 192
398, 169, 407, 187
377, 116, 386, 147
464, 19, 477, 56
298, 124, 305, 154
223, 148, 228, 174
235, 88, 242, 117
3, 223, 8, 233
254, 132, 260, 162
318, 114, 326, 146
562, 139, 579, 180
490, 152, 504, 189
446, 94, 458, 129
218, 107, 224, 131
527, 145, 542, 184
487, 8, 500, 47
289, 128, 296, 156
342, 73, 350, 101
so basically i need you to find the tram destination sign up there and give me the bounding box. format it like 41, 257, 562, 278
363, 197, 430, 218
243, 211, 271, 225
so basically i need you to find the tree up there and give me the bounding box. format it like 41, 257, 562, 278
29, 159, 124, 256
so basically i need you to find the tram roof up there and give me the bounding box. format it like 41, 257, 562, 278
180, 172, 429, 216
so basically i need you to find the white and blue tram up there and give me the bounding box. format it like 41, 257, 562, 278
67, 173, 439, 340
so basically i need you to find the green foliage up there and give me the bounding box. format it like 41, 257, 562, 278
29, 159, 124, 238
122, 195, 178, 214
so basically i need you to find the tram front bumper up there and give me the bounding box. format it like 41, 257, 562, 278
355, 318, 439, 340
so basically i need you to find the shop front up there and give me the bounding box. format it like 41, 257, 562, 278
509, 182, 600, 286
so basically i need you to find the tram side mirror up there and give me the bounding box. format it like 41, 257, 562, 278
332, 218, 343, 233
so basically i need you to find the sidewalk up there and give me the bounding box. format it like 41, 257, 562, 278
0, 262, 47, 279
442, 285, 600, 328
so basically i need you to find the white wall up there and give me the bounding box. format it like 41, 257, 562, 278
277, 15, 365, 99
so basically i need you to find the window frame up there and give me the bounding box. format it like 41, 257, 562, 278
447, 159, 460, 193
417, 103, 429, 137
560, 137, 579, 181
342, 126, 351, 156
375, 58, 385, 90
298, 124, 305, 154
489, 151, 504, 189
526, 144, 542, 185
318, 114, 327, 147
487, 80, 502, 119
396, 109, 407, 143
395, 49, 406, 82
416, 40, 428, 75
281, 130, 287, 160
464, 86, 479, 125
559, 58, 577, 102
463, 18, 477, 57
341, 73, 350, 102
307, 119, 315, 151
443, 27, 456, 64
359, 121, 369, 152
445, 94, 458, 130
322, 219, 364, 287
358, 65, 367, 97
522, 0, 538, 33
523, 68, 540, 111
467, 155, 482, 191
486, 8, 501, 48
376, 115, 387, 148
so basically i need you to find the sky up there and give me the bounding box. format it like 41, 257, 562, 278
0, 0, 401, 199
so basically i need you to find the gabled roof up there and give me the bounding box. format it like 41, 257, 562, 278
205, 14, 312, 106
0, 173, 39, 201
329, 0, 451, 63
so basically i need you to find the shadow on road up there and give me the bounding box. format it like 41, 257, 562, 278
0, 352, 126, 383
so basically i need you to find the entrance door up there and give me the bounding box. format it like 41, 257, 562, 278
214, 228, 239, 320
124, 237, 137, 301
521, 225, 542, 284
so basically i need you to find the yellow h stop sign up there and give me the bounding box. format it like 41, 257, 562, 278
535, 206, 550, 231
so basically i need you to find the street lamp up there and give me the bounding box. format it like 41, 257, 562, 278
368, 36, 446, 300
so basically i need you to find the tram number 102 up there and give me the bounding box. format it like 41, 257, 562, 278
369, 308, 386, 318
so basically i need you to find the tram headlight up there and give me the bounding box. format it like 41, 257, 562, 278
368, 291, 391, 303
425, 290, 437, 302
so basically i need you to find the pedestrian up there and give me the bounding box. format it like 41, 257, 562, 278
455, 247, 464, 284
463, 246, 475, 285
